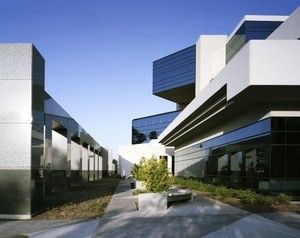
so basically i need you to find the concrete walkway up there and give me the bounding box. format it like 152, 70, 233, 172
0, 179, 300, 237
103, 179, 138, 217
92, 180, 300, 238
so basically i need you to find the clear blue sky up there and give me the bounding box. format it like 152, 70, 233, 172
1, 0, 299, 156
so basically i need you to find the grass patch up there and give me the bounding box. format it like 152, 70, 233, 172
132, 189, 147, 195
32, 178, 120, 220
174, 177, 300, 213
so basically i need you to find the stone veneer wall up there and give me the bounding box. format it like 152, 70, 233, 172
0, 44, 45, 219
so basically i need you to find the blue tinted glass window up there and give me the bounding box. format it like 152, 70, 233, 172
132, 110, 181, 144
153, 45, 196, 94
201, 119, 271, 149
226, 21, 283, 63
174, 117, 300, 195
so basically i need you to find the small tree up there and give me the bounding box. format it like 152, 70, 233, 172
131, 157, 147, 181
132, 156, 173, 193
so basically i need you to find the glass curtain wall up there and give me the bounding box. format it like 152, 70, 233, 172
132, 110, 181, 144
153, 45, 196, 94
226, 21, 284, 63
175, 117, 300, 195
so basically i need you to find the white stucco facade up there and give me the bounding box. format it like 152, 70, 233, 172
196, 35, 227, 95
118, 140, 174, 178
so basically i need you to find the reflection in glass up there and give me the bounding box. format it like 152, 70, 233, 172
271, 146, 285, 178
226, 21, 284, 63
153, 45, 196, 94
245, 148, 265, 178
286, 146, 300, 178
175, 117, 300, 195
218, 154, 229, 175
132, 127, 147, 144
132, 110, 181, 144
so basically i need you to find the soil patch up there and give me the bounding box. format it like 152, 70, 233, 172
32, 179, 120, 220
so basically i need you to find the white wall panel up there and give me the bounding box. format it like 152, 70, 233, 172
52, 130, 67, 170
71, 141, 81, 170
0, 124, 31, 168
0, 44, 32, 80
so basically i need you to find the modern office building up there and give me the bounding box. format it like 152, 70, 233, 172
153, 45, 196, 110
132, 45, 196, 144
0, 44, 111, 219
158, 7, 300, 196
132, 110, 181, 144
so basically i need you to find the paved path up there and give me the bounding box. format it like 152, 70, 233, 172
103, 179, 137, 217
92, 180, 300, 238
0, 179, 300, 237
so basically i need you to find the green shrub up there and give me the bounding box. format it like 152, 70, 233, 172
174, 177, 293, 207
212, 187, 278, 207
275, 193, 291, 205
213, 186, 233, 198
256, 194, 276, 206
132, 156, 174, 193
240, 195, 256, 205
131, 157, 147, 181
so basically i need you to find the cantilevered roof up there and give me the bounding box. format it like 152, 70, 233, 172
159, 39, 300, 146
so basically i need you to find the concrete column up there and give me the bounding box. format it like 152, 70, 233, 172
44, 117, 53, 195
95, 153, 99, 180
0, 44, 45, 219
195, 35, 227, 96
99, 154, 103, 178
88, 147, 95, 181
81, 144, 89, 183
51, 129, 67, 191
71, 139, 81, 185
66, 130, 71, 189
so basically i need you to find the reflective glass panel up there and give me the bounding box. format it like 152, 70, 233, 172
132, 110, 181, 144
271, 146, 285, 178
153, 45, 196, 94
272, 117, 285, 131
286, 146, 300, 178
226, 20, 283, 63
286, 118, 300, 131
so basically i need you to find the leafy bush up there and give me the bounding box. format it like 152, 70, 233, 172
174, 177, 291, 206
275, 193, 291, 205
131, 157, 147, 181
132, 156, 174, 193
213, 186, 234, 198
257, 195, 276, 206
240, 194, 257, 205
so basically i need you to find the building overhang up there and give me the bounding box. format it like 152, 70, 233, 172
228, 15, 288, 42
44, 92, 102, 150
154, 83, 195, 104
158, 40, 300, 147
